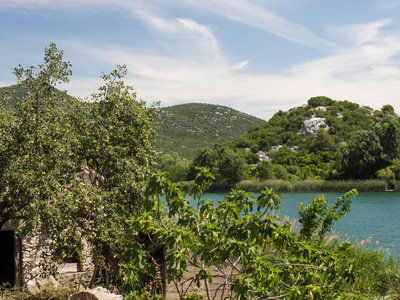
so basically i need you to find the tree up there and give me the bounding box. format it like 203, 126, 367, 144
120, 169, 361, 299
188, 148, 218, 179
373, 115, 400, 162
0, 43, 76, 233
336, 130, 385, 179
256, 160, 274, 180
381, 104, 395, 115
0, 44, 154, 265
307, 96, 333, 107
157, 152, 190, 182
335, 115, 400, 179
189, 146, 246, 184
310, 128, 334, 152
214, 146, 246, 184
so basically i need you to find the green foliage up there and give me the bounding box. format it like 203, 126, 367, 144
117, 170, 400, 300
336, 116, 400, 179
310, 128, 335, 152
0, 44, 154, 270
153, 103, 264, 160
299, 189, 357, 242
0, 285, 74, 299
156, 152, 190, 182
214, 146, 246, 184
255, 160, 274, 180
307, 96, 334, 107
189, 145, 246, 184
376, 167, 395, 184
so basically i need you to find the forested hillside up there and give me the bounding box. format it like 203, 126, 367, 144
184, 96, 400, 184
152, 103, 265, 159
0, 84, 31, 109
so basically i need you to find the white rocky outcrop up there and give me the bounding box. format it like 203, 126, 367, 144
257, 151, 271, 161
300, 118, 329, 136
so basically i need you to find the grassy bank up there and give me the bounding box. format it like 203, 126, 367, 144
236, 179, 389, 193
181, 179, 393, 193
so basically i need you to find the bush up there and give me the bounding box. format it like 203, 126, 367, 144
120, 169, 400, 299
0, 286, 74, 300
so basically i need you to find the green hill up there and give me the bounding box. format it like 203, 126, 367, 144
0, 84, 30, 110
153, 103, 265, 160
229, 96, 389, 152
1, 85, 265, 160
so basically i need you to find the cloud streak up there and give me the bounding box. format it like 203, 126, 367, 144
1, 0, 400, 120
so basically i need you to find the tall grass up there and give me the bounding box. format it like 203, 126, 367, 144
180, 179, 390, 193
233, 179, 387, 193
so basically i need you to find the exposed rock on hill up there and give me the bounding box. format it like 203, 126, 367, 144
300, 117, 329, 136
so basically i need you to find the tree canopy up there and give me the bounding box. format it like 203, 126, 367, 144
0, 43, 155, 260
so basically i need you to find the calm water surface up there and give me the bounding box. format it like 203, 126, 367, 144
180, 192, 400, 256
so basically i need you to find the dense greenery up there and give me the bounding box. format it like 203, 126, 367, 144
120, 169, 400, 299
153, 103, 265, 160
175, 96, 400, 185
0, 285, 74, 300
0, 44, 154, 267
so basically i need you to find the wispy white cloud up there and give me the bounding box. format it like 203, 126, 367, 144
176, 0, 338, 51
326, 19, 392, 46
135, 12, 222, 61
0, 0, 336, 51
2, 0, 400, 120
61, 23, 400, 120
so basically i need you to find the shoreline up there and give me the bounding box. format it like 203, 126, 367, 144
179, 179, 398, 193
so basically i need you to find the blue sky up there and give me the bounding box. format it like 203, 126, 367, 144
1, 0, 400, 120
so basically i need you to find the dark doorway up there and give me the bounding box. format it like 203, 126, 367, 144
0, 231, 15, 287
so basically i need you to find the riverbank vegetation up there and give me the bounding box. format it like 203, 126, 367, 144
198, 179, 390, 193
156, 97, 400, 191
119, 169, 400, 299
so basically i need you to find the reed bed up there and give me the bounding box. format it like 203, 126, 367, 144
231, 179, 387, 193
180, 179, 390, 193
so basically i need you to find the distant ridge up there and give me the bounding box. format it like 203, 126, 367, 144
153, 103, 265, 160
0, 84, 30, 110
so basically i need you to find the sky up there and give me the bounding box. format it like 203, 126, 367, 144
1, 0, 400, 120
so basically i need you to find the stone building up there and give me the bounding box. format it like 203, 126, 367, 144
0, 220, 94, 291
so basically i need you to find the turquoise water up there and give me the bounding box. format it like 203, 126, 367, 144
170, 192, 400, 256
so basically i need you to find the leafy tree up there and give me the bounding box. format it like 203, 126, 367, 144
273, 164, 290, 180
157, 152, 190, 182
189, 146, 246, 184
336, 130, 385, 179
373, 115, 400, 162
244, 151, 258, 164
214, 146, 246, 184
299, 190, 356, 243
381, 104, 395, 115
307, 96, 333, 107
0, 43, 76, 233
335, 115, 400, 179
310, 128, 334, 152
376, 167, 395, 187
0, 44, 154, 266
188, 148, 218, 179
120, 169, 363, 299
256, 160, 274, 180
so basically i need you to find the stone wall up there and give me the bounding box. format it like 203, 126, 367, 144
0, 222, 94, 290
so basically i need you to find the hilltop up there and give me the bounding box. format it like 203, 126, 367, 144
153, 103, 265, 160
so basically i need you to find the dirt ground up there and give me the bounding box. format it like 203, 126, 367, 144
165, 261, 239, 300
